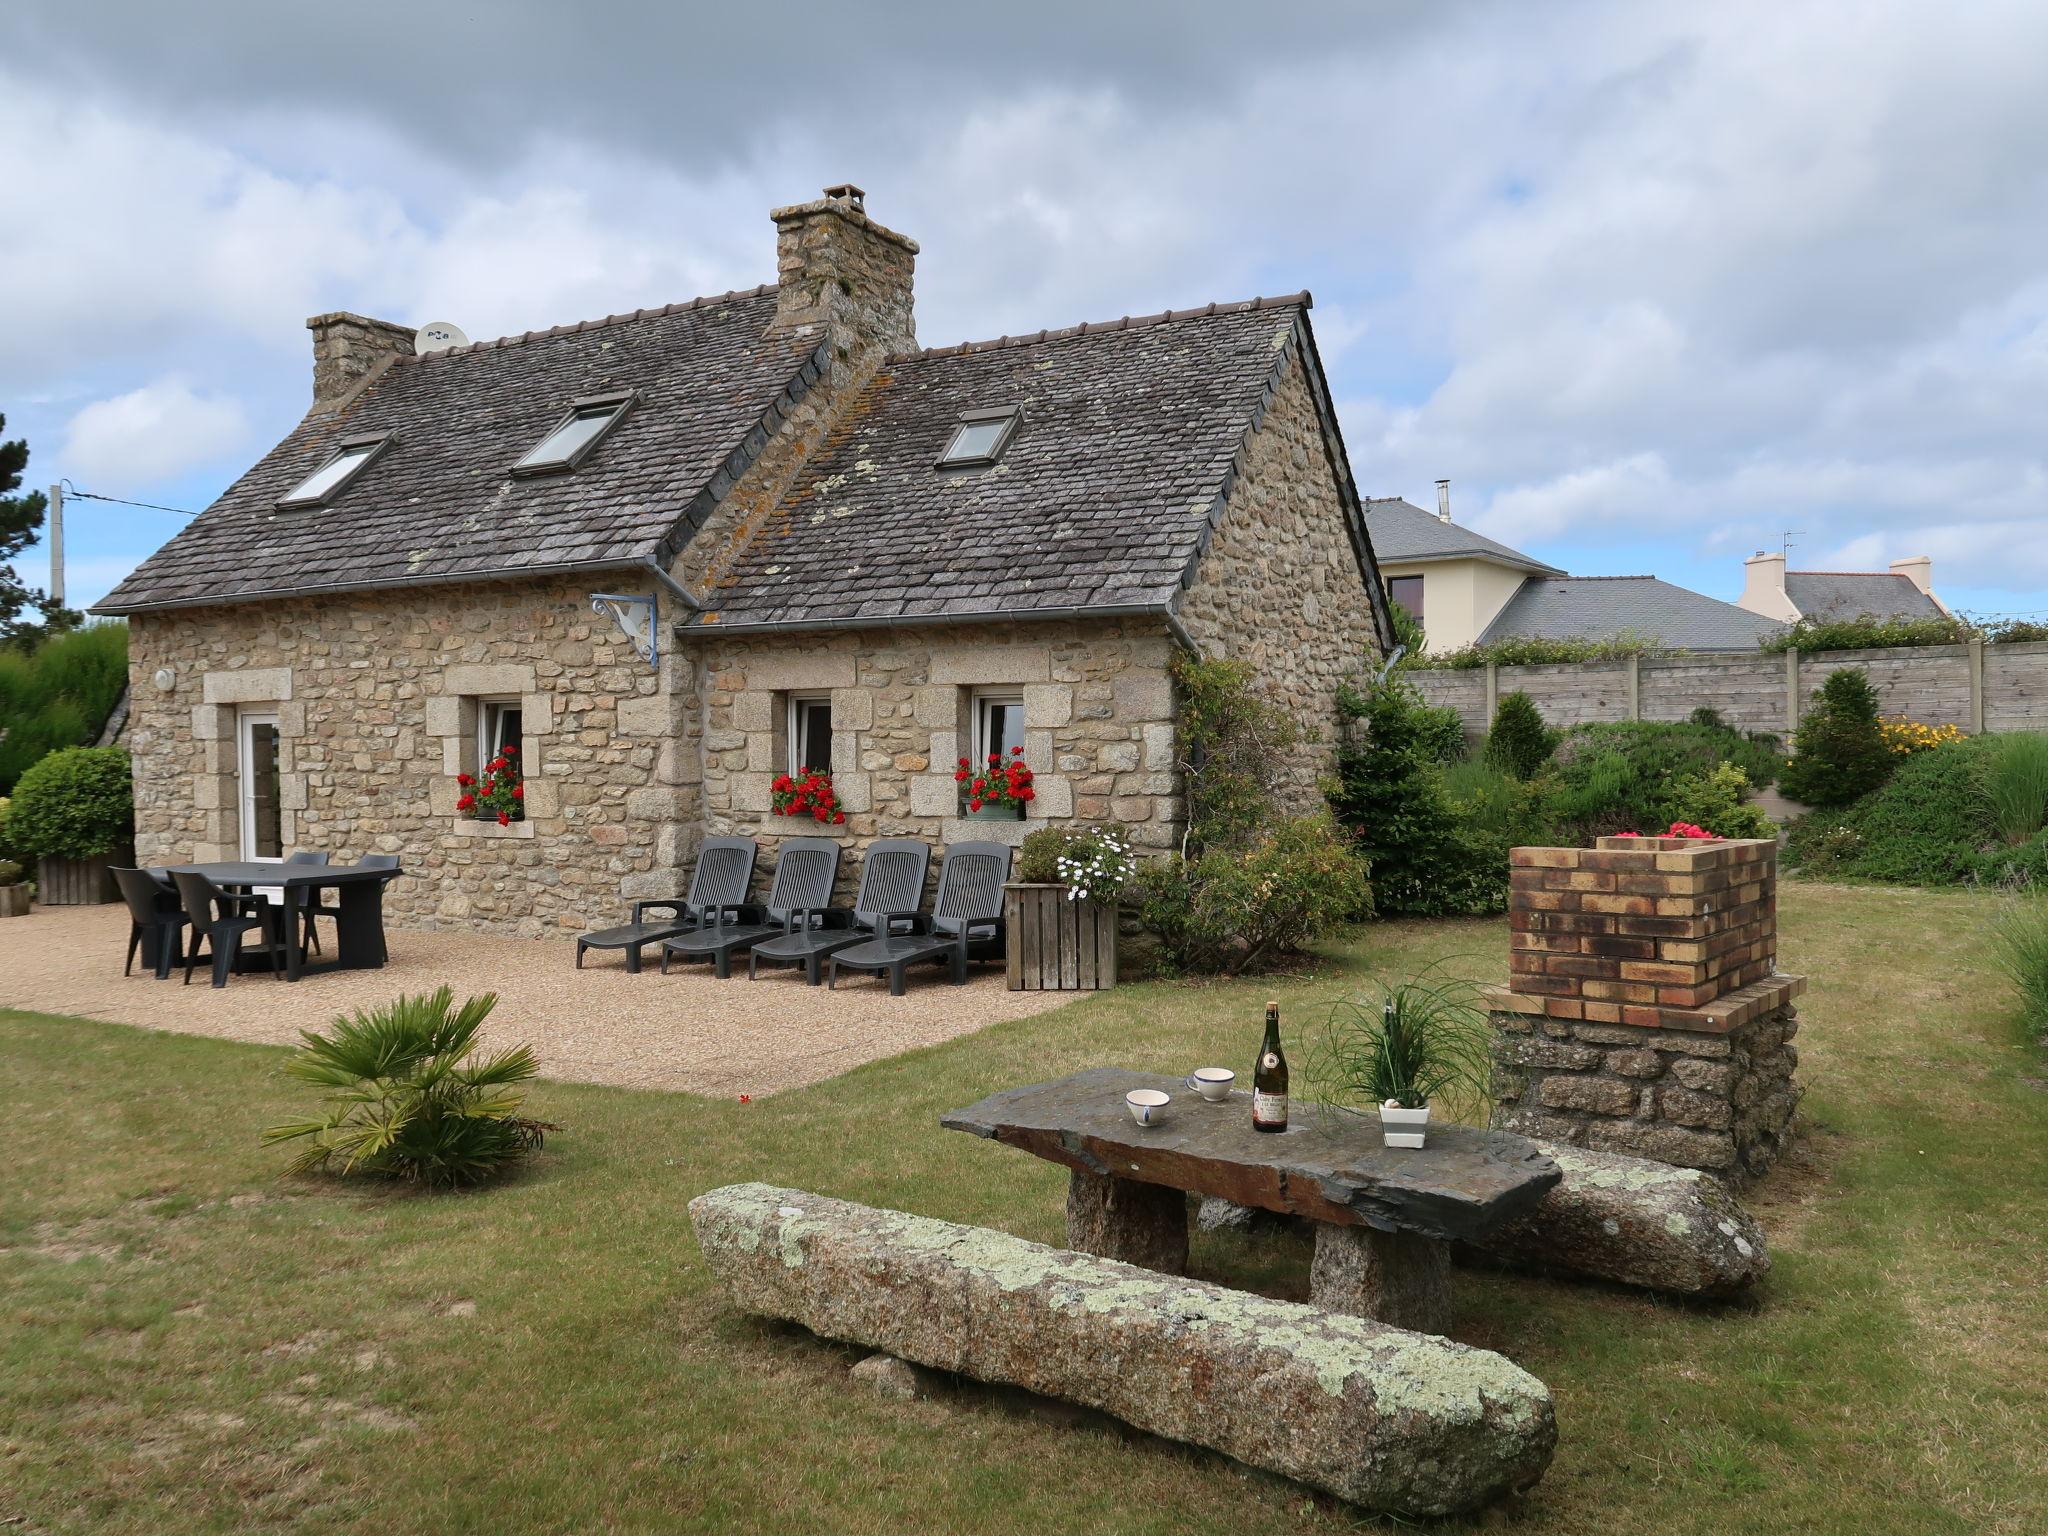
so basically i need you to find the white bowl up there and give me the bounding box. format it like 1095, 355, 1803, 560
1125, 1088, 1171, 1127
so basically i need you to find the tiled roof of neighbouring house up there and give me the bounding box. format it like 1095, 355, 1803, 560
1362, 497, 1566, 576
95, 287, 823, 613
1785, 571, 1943, 622
697, 297, 1380, 628
1480, 574, 1789, 651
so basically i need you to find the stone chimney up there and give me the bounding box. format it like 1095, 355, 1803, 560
307, 312, 415, 414
1737, 550, 1798, 622
1890, 555, 1934, 595
768, 185, 918, 360
1436, 478, 1452, 523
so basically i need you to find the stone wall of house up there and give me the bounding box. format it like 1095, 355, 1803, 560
124, 575, 694, 937
1178, 344, 1383, 811
684, 617, 1181, 895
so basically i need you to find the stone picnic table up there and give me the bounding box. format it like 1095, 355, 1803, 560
942, 1067, 1561, 1333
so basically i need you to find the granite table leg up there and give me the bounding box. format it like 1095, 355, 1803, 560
1064, 1170, 1189, 1274
1310, 1223, 1453, 1335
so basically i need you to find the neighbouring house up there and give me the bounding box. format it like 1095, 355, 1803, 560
1364, 489, 1782, 653
1734, 549, 1948, 625
94, 186, 1394, 935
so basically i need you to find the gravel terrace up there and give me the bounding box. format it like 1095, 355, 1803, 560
0, 905, 1071, 1097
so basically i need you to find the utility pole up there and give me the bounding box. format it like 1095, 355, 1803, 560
48, 481, 64, 607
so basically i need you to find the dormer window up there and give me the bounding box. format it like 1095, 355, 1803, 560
276, 433, 391, 509
937, 406, 1019, 468
513, 392, 634, 476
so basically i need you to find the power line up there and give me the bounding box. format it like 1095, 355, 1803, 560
58, 479, 197, 518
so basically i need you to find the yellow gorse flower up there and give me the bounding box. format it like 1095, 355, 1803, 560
1878, 715, 1966, 755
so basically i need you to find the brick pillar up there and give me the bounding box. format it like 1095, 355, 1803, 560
1485, 835, 1804, 1181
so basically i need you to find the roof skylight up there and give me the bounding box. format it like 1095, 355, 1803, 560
514, 392, 634, 475
937, 406, 1019, 467
276, 434, 391, 509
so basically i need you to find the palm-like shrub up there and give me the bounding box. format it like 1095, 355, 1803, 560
1985, 732, 2048, 846
263, 988, 550, 1188
1992, 896, 2048, 1039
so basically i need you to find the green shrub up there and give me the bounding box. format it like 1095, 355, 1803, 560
1779, 669, 1891, 807
1689, 706, 1725, 729
1130, 813, 1371, 975
1666, 762, 1776, 840
1413, 700, 1470, 766
1760, 613, 1974, 654
4, 746, 132, 859
1985, 732, 2048, 846
1783, 738, 1994, 884
1482, 691, 1556, 778
1992, 897, 2048, 1039
1972, 832, 2048, 891
0, 621, 129, 793
1331, 678, 1514, 915
1533, 720, 1779, 844
1302, 971, 1496, 1118
0, 858, 21, 885
261, 988, 552, 1188
1172, 652, 1298, 854
1412, 631, 1661, 670
1986, 618, 2048, 644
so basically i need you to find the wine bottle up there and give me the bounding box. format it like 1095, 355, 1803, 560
1252, 1000, 1288, 1133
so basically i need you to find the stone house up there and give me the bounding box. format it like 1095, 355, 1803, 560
96, 187, 1395, 935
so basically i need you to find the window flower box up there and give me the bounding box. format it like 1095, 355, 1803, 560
955, 748, 1034, 821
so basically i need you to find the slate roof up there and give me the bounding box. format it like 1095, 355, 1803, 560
1363, 497, 1564, 576
1784, 571, 1942, 622
95, 287, 824, 613
697, 297, 1383, 629
1479, 574, 1788, 651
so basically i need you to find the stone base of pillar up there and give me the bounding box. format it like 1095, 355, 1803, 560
1309, 1224, 1453, 1335
1064, 1169, 1188, 1273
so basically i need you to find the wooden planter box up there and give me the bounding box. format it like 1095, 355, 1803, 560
1005, 882, 1118, 991
0, 884, 29, 918
35, 850, 126, 906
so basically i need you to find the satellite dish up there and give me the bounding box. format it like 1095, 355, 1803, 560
414, 320, 469, 354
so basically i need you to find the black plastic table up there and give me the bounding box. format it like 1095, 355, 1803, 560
169, 861, 404, 982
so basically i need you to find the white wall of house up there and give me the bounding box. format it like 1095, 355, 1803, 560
1382, 556, 1529, 653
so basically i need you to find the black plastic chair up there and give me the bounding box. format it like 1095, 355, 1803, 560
170, 869, 282, 988
283, 850, 331, 954
576, 838, 758, 973
827, 842, 1012, 995
748, 840, 931, 986
112, 866, 188, 980
661, 838, 842, 978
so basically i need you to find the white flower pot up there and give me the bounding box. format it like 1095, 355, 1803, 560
1381, 1101, 1431, 1149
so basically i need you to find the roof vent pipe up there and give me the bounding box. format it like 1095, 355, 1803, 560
1435, 478, 1451, 523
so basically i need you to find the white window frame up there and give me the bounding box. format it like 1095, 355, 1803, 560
788, 693, 835, 776
474, 698, 525, 819
971, 690, 1027, 768
236, 710, 284, 863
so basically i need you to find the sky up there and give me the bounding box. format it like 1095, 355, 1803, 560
2, 1, 2046, 620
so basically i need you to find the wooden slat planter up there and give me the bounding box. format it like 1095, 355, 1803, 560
35, 851, 126, 906
1005, 882, 1118, 991
0, 885, 30, 918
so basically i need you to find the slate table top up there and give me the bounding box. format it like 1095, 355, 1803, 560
942, 1067, 1561, 1244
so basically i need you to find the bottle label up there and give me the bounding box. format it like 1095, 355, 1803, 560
1260, 1052, 1279, 1071
1252, 1089, 1287, 1127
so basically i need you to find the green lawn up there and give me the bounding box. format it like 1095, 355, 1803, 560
3, 883, 2044, 1534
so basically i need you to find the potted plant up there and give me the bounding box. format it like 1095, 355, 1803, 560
5, 746, 134, 905
0, 859, 28, 918
955, 746, 1034, 821
455, 744, 523, 826
1303, 972, 1495, 1149
770, 769, 847, 826
1007, 825, 1135, 990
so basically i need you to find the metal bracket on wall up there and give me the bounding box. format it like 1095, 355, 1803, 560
591, 592, 659, 667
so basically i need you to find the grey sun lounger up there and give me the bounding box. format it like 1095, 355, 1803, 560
826, 841, 1012, 996
660, 838, 842, 978
575, 837, 757, 973
746, 838, 932, 986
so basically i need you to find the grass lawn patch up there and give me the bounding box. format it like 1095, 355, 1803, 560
4, 886, 2046, 1533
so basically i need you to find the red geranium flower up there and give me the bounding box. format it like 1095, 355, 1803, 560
1011, 744, 1024, 756
512, 783, 524, 800
958, 756, 970, 768
954, 770, 969, 782
497, 811, 511, 827
833, 810, 846, 824
456, 772, 474, 787
500, 744, 517, 755
967, 798, 983, 812
456, 793, 475, 811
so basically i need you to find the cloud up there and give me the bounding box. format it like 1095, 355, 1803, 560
61, 378, 249, 491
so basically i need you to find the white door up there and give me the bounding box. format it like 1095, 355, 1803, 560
237, 711, 284, 863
